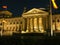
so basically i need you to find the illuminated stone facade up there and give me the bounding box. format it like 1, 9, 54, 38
52, 14, 60, 33
0, 8, 60, 36
22, 8, 49, 33
0, 17, 23, 35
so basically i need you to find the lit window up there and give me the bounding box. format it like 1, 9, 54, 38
57, 19, 59, 22
20, 22, 22, 24
10, 22, 12, 24
0, 23, 2, 25
17, 22, 19, 24
7, 27, 8, 30
13, 22, 15, 24
13, 27, 15, 31
0, 27, 1, 31
53, 20, 55, 22
10, 27, 11, 30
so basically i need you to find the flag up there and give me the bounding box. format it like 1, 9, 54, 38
51, 0, 58, 9
2, 5, 7, 9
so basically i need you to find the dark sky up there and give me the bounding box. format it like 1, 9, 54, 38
0, 0, 60, 16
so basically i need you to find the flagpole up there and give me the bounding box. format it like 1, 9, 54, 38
50, 0, 53, 36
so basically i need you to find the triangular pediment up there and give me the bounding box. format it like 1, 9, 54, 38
23, 8, 48, 14
22, 8, 48, 17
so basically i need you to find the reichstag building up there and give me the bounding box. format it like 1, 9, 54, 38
0, 8, 60, 36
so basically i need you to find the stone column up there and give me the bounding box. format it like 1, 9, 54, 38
22, 18, 26, 31
30, 18, 33, 32
26, 18, 30, 32
32, 18, 34, 32
39, 17, 42, 31
42, 17, 46, 31
37, 17, 40, 32
34, 17, 38, 32
39, 17, 44, 33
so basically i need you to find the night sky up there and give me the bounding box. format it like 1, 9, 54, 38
0, 0, 60, 16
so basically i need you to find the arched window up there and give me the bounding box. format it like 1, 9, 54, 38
53, 20, 55, 22
17, 22, 19, 24
0, 23, 2, 25
10, 27, 11, 30
20, 22, 22, 24
57, 19, 59, 22
13, 27, 15, 31
10, 22, 12, 24
7, 27, 8, 30
13, 22, 15, 24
